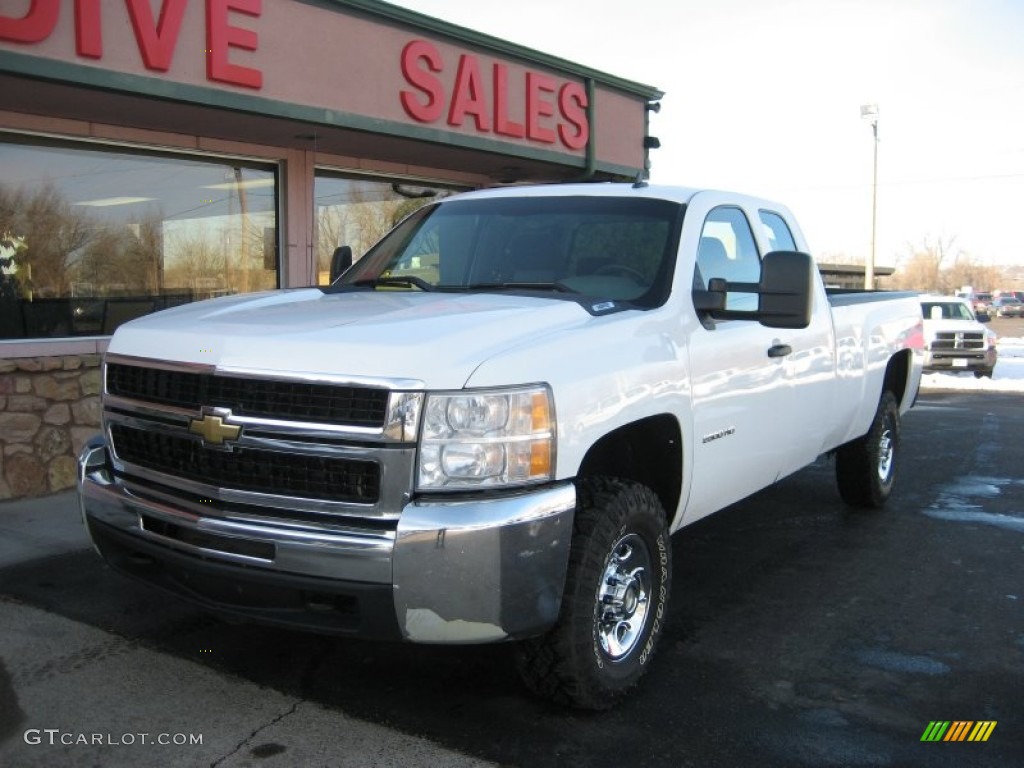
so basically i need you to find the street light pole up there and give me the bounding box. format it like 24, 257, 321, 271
860, 104, 879, 290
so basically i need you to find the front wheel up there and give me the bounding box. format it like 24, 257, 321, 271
835, 390, 900, 509
514, 477, 672, 710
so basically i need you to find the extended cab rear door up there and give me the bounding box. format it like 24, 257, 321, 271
682, 196, 792, 522
681, 194, 835, 524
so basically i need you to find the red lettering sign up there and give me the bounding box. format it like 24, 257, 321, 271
206, 0, 262, 89
0, 0, 263, 90
399, 39, 590, 152
447, 54, 490, 131
493, 63, 525, 139
400, 40, 444, 122
0, 0, 59, 43
558, 82, 589, 151
526, 72, 556, 144
126, 0, 187, 72
75, 0, 102, 59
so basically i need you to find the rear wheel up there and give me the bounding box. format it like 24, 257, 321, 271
514, 477, 671, 710
836, 390, 900, 509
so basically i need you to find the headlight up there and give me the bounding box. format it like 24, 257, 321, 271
417, 385, 554, 490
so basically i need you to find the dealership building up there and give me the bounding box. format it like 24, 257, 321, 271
0, 0, 661, 498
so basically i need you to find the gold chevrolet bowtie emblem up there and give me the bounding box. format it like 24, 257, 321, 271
189, 413, 241, 445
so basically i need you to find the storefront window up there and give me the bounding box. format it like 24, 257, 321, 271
0, 138, 278, 340
314, 174, 460, 285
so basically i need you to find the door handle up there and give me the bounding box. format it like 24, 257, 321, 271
767, 343, 792, 358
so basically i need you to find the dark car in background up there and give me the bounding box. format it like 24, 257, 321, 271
990, 297, 1024, 318
970, 292, 993, 314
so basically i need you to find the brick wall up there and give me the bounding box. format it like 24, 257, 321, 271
0, 356, 102, 499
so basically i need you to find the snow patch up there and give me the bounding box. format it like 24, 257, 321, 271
920, 336, 1024, 393
923, 475, 1024, 533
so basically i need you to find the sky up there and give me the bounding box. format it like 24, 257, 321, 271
387, 0, 1024, 271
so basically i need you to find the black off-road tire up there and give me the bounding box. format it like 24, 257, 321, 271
514, 477, 672, 710
835, 390, 900, 509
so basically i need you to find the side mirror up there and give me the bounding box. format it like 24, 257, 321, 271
692, 250, 814, 329
329, 246, 353, 283
757, 250, 814, 329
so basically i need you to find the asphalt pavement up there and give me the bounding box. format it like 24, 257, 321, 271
1, 391, 1022, 767
0, 494, 494, 768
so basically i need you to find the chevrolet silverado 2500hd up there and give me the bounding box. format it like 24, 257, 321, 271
79, 183, 924, 709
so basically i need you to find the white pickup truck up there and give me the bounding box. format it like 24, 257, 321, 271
919, 295, 997, 378
79, 182, 923, 709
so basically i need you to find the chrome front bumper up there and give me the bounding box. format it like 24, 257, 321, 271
78, 436, 575, 643
922, 347, 996, 373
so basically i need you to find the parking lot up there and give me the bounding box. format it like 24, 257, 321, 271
986, 315, 1022, 341
1, 389, 1022, 767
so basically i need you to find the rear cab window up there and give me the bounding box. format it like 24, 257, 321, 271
758, 210, 796, 252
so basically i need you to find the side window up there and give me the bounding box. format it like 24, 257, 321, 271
696, 206, 761, 311
759, 210, 796, 252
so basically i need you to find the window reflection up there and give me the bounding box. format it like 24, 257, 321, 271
696, 206, 762, 313
314, 175, 459, 285
0, 139, 277, 339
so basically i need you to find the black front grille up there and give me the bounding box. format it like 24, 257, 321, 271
931, 332, 984, 351
110, 424, 380, 503
106, 363, 389, 427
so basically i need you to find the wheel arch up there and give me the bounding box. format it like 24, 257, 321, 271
883, 349, 912, 406
576, 414, 683, 523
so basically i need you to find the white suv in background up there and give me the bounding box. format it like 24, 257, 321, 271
920, 295, 997, 378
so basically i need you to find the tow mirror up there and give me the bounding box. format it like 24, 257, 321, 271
692, 250, 814, 329
329, 246, 353, 283
757, 250, 814, 329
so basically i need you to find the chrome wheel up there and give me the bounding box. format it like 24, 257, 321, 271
877, 424, 895, 482
514, 478, 671, 709
596, 533, 652, 661
836, 390, 900, 509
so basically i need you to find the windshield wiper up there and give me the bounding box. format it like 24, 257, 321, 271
351, 276, 434, 291
464, 281, 577, 294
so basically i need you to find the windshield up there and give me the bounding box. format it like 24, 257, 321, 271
921, 301, 975, 321
333, 196, 684, 309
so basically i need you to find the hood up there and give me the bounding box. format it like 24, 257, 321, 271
107, 288, 592, 389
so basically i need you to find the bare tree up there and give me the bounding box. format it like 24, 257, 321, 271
890, 236, 1005, 293
163, 225, 226, 297
0, 184, 94, 298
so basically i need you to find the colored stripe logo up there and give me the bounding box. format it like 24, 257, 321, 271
921, 721, 997, 742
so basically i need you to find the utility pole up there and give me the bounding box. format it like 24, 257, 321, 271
860, 104, 879, 290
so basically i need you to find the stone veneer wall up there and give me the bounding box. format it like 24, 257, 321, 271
0, 356, 102, 499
